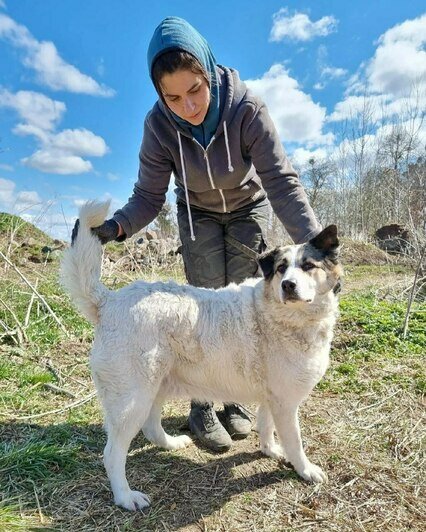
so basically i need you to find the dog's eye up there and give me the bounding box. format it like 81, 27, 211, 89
277, 263, 287, 274
302, 262, 316, 271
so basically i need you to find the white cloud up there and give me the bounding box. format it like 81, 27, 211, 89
16, 190, 42, 205
1, 88, 109, 174
0, 177, 15, 204
15, 190, 42, 212
328, 94, 389, 123
0, 163, 13, 171
0, 177, 43, 216
245, 64, 333, 145
331, 15, 426, 128
20, 211, 76, 241
366, 14, 426, 96
15, 126, 108, 174
22, 150, 93, 175
321, 66, 347, 79
72, 198, 88, 208
270, 8, 338, 42
106, 172, 120, 182
314, 45, 347, 91
0, 13, 114, 96
0, 89, 65, 130
329, 86, 426, 125
49, 128, 108, 157
291, 147, 329, 168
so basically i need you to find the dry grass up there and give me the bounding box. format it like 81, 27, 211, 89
0, 237, 425, 531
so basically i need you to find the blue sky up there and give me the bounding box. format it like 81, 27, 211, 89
0, 0, 425, 239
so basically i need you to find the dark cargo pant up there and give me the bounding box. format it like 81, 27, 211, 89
177, 198, 269, 288
177, 198, 269, 415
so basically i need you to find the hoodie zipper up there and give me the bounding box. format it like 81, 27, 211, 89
192, 136, 227, 213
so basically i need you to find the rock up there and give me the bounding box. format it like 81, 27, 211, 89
375, 224, 409, 254
145, 230, 157, 241
53, 239, 66, 250
21, 237, 37, 248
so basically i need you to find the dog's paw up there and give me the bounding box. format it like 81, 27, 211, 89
297, 462, 327, 484
165, 434, 193, 451
115, 490, 151, 511
261, 443, 286, 461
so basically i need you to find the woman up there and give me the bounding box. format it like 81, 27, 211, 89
73, 17, 321, 452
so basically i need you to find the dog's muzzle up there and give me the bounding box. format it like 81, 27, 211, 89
282, 279, 296, 295
281, 279, 300, 302
281, 279, 312, 303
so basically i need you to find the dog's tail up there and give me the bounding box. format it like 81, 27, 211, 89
60, 200, 111, 325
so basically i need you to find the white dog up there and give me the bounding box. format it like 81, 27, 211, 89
60, 201, 342, 511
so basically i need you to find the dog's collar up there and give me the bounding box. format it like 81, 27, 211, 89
332, 279, 342, 295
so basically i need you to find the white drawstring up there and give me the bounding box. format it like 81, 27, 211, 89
177, 131, 196, 241
223, 121, 234, 172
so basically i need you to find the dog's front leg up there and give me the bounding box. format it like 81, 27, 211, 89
257, 403, 286, 460
269, 402, 327, 483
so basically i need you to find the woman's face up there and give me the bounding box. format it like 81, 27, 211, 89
160, 69, 210, 125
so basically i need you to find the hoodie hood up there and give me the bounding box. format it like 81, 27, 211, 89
147, 16, 220, 147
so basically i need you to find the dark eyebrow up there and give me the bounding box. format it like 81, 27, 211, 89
163, 81, 201, 98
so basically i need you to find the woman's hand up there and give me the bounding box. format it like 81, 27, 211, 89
71, 219, 122, 246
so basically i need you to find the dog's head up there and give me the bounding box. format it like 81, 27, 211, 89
257, 225, 342, 305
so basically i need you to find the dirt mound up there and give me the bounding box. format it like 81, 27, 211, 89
339, 237, 395, 265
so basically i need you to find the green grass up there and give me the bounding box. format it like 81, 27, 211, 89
1, 438, 81, 483
318, 291, 426, 395
0, 501, 42, 531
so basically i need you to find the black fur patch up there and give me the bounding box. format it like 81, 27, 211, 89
257, 248, 281, 281
309, 225, 339, 263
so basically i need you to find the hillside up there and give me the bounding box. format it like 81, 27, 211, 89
0, 212, 55, 245
0, 212, 62, 266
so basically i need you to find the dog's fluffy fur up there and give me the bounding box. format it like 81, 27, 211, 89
61, 201, 342, 511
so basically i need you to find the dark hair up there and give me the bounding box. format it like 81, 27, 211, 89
152, 50, 210, 99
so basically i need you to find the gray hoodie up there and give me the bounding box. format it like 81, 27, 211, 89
113, 66, 321, 244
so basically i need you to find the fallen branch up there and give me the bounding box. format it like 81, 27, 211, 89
24, 278, 39, 327
0, 297, 28, 343
402, 244, 426, 339
348, 389, 401, 415
5, 390, 97, 420
45, 358, 63, 384
43, 382, 77, 398
0, 250, 68, 336
0, 318, 20, 345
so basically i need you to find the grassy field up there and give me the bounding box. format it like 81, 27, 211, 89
0, 226, 425, 531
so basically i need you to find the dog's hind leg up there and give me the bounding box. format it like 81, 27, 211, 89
269, 400, 327, 484
142, 393, 193, 450
102, 389, 154, 511
257, 403, 286, 460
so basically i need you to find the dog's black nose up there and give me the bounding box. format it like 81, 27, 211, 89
282, 280, 296, 293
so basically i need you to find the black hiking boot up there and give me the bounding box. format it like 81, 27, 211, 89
188, 401, 232, 452
221, 403, 252, 439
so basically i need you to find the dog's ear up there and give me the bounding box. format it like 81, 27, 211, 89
309, 225, 339, 262
257, 248, 280, 281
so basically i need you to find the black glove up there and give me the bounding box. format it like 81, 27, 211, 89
71, 218, 120, 246
71, 219, 80, 246
92, 219, 120, 245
